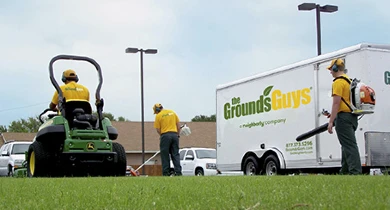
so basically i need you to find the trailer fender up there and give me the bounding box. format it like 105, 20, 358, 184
243, 148, 286, 170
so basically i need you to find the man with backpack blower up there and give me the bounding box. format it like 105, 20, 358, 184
326, 58, 362, 175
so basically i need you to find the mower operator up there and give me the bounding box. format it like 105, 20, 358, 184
326, 58, 362, 175
153, 103, 182, 176
49, 69, 90, 111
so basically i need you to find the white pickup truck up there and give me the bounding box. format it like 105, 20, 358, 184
170, 147, 219, 176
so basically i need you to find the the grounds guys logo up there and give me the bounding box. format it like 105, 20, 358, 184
224, 85, 312, 120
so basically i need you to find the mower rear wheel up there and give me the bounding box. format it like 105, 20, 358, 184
27, 141, 50, 177
112, 142, 127, 176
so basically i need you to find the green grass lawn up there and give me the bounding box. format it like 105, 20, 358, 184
0, 175, 389, 210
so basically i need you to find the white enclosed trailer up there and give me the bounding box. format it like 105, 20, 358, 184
216, 43, 390, 175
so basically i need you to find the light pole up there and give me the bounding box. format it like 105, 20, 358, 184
298, 3, 338, 55
125, 47, 158, 175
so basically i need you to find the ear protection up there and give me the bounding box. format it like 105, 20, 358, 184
153, 103, 163, 114
331, 59, 339, 72
61, 72, 79, 83
155, 104, 162, 112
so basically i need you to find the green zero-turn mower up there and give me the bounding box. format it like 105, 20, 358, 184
26, 55, 127, 177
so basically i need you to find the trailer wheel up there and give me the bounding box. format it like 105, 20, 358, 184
263, 155, 280, 176
243, 156, 260, 175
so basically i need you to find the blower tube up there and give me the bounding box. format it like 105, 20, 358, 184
296, 122, 335, 142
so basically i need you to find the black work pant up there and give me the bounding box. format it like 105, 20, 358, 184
335, 112, 362, 175
160, 132, 182, 176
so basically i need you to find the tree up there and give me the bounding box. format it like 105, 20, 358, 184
191, 114, 216, 122
117, 116, 130, 122
0, 125, 7, 133
7, 116, 41, 133
92, 112, 130, 122
93, 111, 115, 121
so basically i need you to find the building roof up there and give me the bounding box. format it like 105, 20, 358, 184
110, 121, 216, 152
0, 121, 216, 152
1, 132, 36, 142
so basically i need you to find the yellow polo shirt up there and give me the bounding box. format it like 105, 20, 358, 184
154, 109, 180, 134
332, 74, 352, 113
51, 81, 90, 105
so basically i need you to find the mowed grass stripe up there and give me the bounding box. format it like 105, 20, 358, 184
0, 175, 389, 210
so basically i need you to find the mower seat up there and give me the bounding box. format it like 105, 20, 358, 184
64, 101, 97, 129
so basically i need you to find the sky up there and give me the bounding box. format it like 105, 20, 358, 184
0, 0, 389, 126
